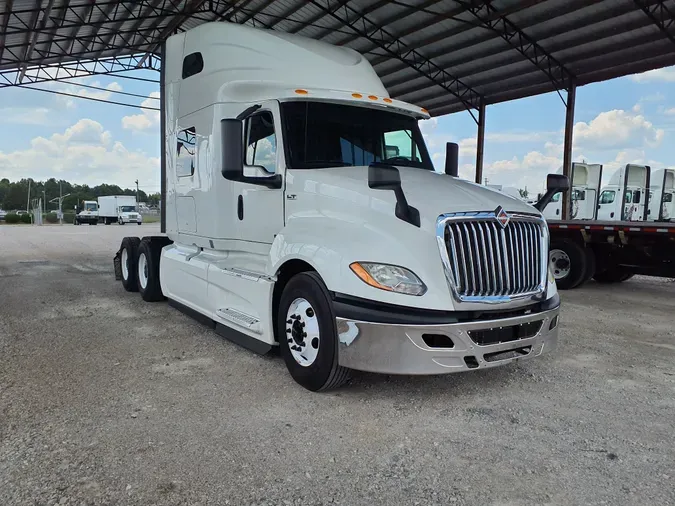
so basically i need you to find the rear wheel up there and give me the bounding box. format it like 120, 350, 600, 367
136, 238, 166, 302
119, 237, 141, 292
578, 247, 597, 286
549, 240, 587, 290
277, 272, 350, 392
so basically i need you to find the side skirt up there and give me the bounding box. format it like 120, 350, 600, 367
168, 298, 272, 355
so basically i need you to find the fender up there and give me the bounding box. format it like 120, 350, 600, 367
267, 214, 456, 311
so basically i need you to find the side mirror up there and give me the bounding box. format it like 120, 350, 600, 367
534, 174, 570, 212
445, 142, 459, 177
220, 118, 282, 189
369, 163, 419, 227
546, 173, 570, 192
368, 163, 401, 190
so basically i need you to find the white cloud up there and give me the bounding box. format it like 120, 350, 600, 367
574, 109, 664, 149
664, 107, 675, 116
630, 67, 675, 83
122, 91, 160, 132
47, 80, 124, 109
0, 119, 159, 188
0, 107, 53, 125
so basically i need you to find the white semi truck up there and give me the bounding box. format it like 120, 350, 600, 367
543, 163, 603, 221
113, 22, 567, 391
98, 195, 143, 225
648, 168, 675, 222
74, 200, 99, 225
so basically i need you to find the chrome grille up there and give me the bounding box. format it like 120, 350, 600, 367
438, 214, 547, 300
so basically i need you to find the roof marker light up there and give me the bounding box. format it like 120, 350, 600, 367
383, 98, 392, 103
295, 89, 308, 95
368, 95, 378, 100
352, 93, 363, 98
421, 107, 429, 114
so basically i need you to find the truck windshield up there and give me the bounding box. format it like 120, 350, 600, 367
85, 203, 97, 211
281, 101, 433, 170
119, 206, 136, 212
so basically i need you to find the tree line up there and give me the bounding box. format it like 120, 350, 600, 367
0, 178, 161, 212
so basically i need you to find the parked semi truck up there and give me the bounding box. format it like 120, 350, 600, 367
113, 22, 567, 391
98, 195, 142, 225
648, 168, 675, 222
547, 163, 675, 289
74, 200, 99, 225
543, 163, 602, 221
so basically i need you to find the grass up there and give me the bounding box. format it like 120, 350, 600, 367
142, 214, 160, 223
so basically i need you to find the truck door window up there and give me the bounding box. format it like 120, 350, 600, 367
177, 127, 196, 177
599, 190, 615, 204
664, 193, 673, 203
551, 193, 561, 202
633, 190, 641, 204
625, 190, 633, 203
281, 101, 433, 170
245, 112, 277, 174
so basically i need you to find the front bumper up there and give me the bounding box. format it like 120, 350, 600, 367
336, 305, 559, 375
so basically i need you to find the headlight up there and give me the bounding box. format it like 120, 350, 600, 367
349, 262, 427, 296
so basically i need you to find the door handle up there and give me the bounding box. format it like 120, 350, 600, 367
238, 195, 244, 221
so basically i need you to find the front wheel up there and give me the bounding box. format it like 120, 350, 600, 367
277, 272, 350, 392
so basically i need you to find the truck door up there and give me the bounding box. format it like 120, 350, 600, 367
597, 189, 617, 220
236, 101, 285, 249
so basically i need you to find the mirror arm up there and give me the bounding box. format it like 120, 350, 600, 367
534, 189, 559, 212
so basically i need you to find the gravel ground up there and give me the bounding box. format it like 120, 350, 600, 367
1, 224, 674, 506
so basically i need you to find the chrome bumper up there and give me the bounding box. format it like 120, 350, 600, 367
336, 307, 559, 375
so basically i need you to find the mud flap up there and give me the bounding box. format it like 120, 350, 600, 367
113, 250, 122, 280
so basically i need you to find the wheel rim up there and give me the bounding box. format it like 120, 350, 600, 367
285, 298, 320, 367
138, 252, 148, 289
549, 249, 571, 280
121, 248, 129, 280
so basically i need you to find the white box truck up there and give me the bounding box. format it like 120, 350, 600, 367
113, 22, 567, 391
98, 195, 142, 225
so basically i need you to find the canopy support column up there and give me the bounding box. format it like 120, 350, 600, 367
562, 81, 576, 220
475, 99, 486, 185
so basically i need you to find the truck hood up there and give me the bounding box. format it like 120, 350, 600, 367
290, 166, 539, 227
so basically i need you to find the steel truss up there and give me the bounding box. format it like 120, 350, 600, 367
635, 0, 675, 47
0, 53, 160, 88
456, 0, 575, 103
307, 0, 483, 117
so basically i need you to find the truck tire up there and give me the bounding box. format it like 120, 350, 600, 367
578, 247, 597, 287
593, 266, 634, 284
136, 239, 165, 302
277, 272, 350, 392
549, 240, 587, 290
119, 237, 141, 292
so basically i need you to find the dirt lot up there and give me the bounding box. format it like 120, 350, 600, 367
1, 224, 674, 506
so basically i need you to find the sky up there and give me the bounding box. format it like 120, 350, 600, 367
1, 64, 675, 197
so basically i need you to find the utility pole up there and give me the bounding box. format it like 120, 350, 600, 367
26, 179, 31, 213
42, 190, 46, 215
135, 180, 139, 204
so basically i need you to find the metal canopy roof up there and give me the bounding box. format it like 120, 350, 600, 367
1, 0, 675, 117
